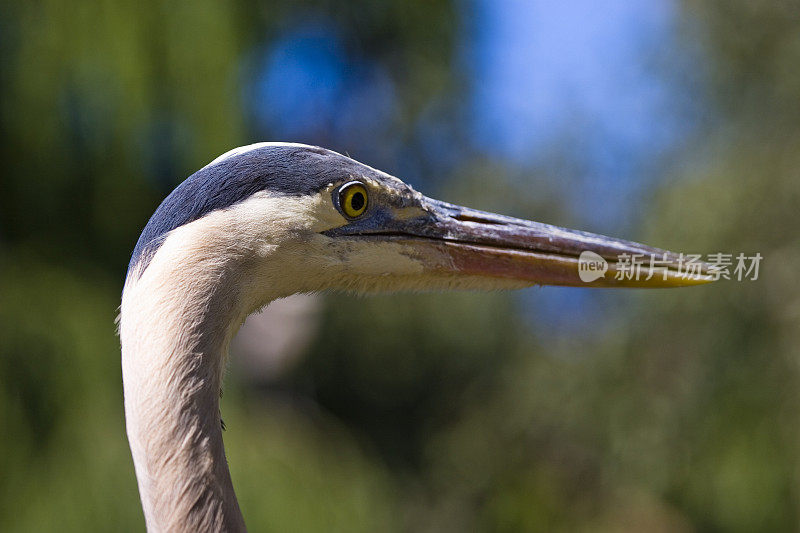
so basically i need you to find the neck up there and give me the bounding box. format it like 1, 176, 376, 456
120, 242, 257, 532
119, 192, 332, 530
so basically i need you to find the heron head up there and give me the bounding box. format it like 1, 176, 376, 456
127, 143, 712, 304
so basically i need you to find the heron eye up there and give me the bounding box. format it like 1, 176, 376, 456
339, 182, 369, 218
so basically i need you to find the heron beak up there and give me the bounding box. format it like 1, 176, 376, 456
411, 198, 715, 288
352, 197, 713, 288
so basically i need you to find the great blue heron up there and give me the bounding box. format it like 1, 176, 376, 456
119, 143, 710, 531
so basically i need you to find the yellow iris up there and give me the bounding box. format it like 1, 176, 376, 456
340, 182, 368, 218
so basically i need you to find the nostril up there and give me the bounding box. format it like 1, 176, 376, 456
452, 213, 505, 225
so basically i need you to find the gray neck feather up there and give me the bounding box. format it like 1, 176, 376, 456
121, 257, 250, 532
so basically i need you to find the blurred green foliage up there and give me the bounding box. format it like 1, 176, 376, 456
1, 0, 799, 531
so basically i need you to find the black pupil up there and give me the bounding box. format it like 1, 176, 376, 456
350, 191, 365, 211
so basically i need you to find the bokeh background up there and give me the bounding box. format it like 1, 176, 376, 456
1, 1, 797, 531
